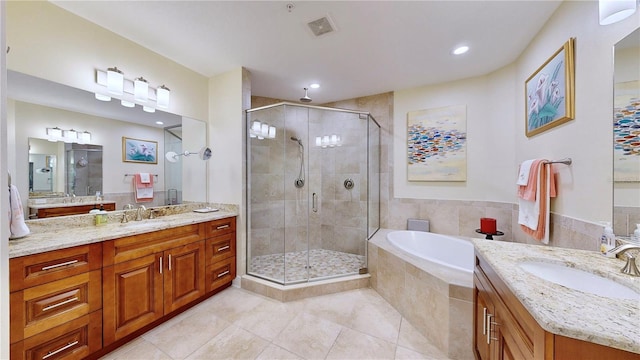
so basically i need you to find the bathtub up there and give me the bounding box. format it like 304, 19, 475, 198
386, 230, 474, 273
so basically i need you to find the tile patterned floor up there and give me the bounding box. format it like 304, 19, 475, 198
100, 286, 453, 360
249, 249, 366, 283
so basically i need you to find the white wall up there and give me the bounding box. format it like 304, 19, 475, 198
6, 1, 208, 121
182, 117, 208, 202
393, 66, 517, 203
11, 100, 164, 208
394, 1, 640, 224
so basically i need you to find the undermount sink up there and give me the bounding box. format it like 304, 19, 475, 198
519, 261, 640, 300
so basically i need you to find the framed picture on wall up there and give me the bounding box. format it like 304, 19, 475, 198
525, 38, 575, 137
122, 137, 158, 164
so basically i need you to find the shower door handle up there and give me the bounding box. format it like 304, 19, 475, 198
312, 192, 318, 213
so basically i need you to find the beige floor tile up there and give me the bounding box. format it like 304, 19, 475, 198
273, 312, 343, 359
185, 325, 270, 360
395, 345, 450, 360
326, 328, 396, 360
233, 299, 298, 341
106, 338, 172, 360
300, 289, 360, 326
99, 337, 146, 360
397, 319, 449, 359
255, 344, 303, 360
142, 308, 232, 359
346, 291, 402, 343
199, 287, 271, 322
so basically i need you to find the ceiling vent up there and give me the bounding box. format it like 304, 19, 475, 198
307, 15, 337, 37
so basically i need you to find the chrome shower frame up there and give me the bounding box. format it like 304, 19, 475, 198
245, 102, 381, 285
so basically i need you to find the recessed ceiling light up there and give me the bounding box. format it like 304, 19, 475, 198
310, 83, 320, 89
452, 46, 469, 55
155, 121, 164, 125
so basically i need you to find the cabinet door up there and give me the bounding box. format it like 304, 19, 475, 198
206, 256, 236, 293
103, 254, 163, 345
474, 282, 494, 360
164, 241, 206, 313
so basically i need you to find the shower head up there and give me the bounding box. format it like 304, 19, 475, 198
299, 88, 312, 103
290, 137, 303, 147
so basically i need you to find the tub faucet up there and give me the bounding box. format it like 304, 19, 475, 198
606, 243, 640, 277
136, 205, 147, 221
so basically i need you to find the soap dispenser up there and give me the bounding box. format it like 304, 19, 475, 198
600, 222, 615, 257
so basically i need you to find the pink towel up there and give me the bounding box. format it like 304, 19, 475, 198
134, 173, 154, 203
8, 184, 30, 239
518, 161, 556, 243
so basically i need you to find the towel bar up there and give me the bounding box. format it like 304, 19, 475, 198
544, 158, 572, 165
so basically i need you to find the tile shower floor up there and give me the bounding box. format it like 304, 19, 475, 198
100, 286, 452, 360
249, 249, 366, 283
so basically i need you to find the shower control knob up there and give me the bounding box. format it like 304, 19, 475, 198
344, 178, 355, 190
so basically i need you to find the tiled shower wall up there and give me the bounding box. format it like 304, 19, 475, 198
248, 103, 371, 258
324, 92, 606, 252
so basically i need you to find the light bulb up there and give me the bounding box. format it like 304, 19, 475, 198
134, 77, 149, 102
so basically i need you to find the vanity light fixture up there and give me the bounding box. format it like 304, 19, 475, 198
156, 85, 171, 109
95, 68, 171, 111
134, 77, 149, 102
106, 67, 124, 95
63, 129, 78, 142
46, 127, 63, 142
316, 134, 341, 148
80, 131, 92, 144
599, 0, 637, 25
249, 120, 276, 139
46, 127, 91, 144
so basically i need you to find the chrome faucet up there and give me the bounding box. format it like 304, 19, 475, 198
606, 243, 640, 277
121, 204, 134, 223
135, 205, 147, 221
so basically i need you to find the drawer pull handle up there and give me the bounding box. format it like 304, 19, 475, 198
41, 260, 78, 271
42, 340, 79, 359
217, 270, 230, 278
486, 314, 493, 344
168, 254, 172, 271
42, 297, 79, 312
160, 257, 163, 274
216, 224, 230, 230
482, 307, 487, 335
217, 245, 230, 252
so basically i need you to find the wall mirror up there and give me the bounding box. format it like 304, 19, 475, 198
613, 27, 640, 237
9, 70, 208, 211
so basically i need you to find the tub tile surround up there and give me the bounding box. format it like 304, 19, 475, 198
473, 238, 640, 354
9, 202, 239, 257
368, 229, 474, 360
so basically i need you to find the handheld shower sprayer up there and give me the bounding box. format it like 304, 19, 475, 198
290, 137, 305, 188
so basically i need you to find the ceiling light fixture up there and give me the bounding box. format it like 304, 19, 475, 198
452, 46, 469, 55
599, 0, 637, 25
121, 100, 135, 108
144, 106, 156, 113
310, 83, 320, 89
95, 93, 111, 101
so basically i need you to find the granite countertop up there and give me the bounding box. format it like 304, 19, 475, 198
28, 200, 117, 209
472, 239, 640, 354
9, 203, 238, 258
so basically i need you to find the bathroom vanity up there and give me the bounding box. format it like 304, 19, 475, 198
472, 240, 640, 360
8, 208, 237, 359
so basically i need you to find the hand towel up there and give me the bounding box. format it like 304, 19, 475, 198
8, 184, 30, 239
134, 173, 154, 203
518, 161, 556, 243
139, 172, 151, 184
516, 159, 535, 186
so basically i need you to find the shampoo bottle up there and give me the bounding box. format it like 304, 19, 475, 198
600, 222, 615, 257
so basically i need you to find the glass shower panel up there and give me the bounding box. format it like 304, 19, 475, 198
368, 114, 381, 238
247, 105, 288, 284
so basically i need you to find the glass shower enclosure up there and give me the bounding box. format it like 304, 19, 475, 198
246, 102, 380, 285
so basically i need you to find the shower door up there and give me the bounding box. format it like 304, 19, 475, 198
247, 103, 376, 285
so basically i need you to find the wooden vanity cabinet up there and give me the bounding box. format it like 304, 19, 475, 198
205, 217, 237, 292
102, 223, 206, 345
473, 253, 640, 360
9, 243, 103, 360
33, 203, 116, 218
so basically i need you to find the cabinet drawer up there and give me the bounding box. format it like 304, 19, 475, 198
10, 270, 102, 343
103, 223, 205, 266
11, 310, 102, 360
10, 243, 102, 292
205, 232, 235, 265
204, 217, 236, 238
206, 257, 236, 293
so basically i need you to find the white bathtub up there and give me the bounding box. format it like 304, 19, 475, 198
386, 230, 474, 273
